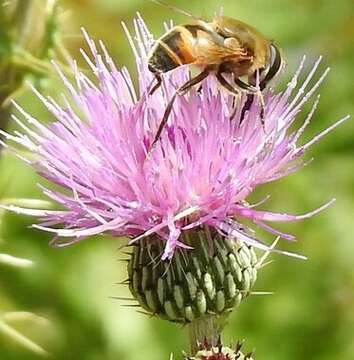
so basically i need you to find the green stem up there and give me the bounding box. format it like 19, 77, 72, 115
187, 315, 221, 355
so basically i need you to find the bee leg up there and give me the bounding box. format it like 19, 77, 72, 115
233, 78, 257, 124
148, 73, 162, 95
240, 94, 254, 124
148, 92, 177, 151
216, 72, 240, 120
148, 69, 210, 152
235, 77, 266, 128
257, 90, 266, 127
216, 72, 240, 96
176, 69, 210, 95
239, 91, 265, 128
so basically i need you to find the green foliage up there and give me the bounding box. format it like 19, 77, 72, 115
0, 0, 353, 359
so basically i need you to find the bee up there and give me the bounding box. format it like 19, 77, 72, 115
147, 1, 284, 149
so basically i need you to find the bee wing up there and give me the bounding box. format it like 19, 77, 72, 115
191, 33, 250, 65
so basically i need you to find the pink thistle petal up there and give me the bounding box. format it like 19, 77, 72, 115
298, 115, 351, 153
214, 220, 306, 260
162, 213, 182, 260
129, 206, 199, 245
254, 220, 296, 241
233, 199, 336, 222
0, 204, 65, 217
32, 217, 127, 238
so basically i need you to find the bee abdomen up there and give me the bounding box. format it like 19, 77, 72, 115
148, 42, 180, 73
148, 26, 195, 74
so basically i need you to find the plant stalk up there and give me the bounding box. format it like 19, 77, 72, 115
187, 315, 221, 355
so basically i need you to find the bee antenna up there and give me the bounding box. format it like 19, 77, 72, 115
148, 0, 201, 21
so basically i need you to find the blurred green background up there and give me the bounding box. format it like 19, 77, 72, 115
0, 0, 353, 359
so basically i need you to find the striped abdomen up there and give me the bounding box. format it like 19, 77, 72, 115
148, 25, 201, 74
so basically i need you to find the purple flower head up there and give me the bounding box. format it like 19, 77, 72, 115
1, 16, 349, 260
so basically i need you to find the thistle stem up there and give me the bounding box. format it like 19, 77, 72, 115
187, 315, 221, 354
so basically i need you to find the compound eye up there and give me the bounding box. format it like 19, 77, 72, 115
259, 44, 283, 89
267, 44, 283, 77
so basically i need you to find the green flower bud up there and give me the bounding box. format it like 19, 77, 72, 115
127, 228, 258, 323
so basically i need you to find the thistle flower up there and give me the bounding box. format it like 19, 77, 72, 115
0, 14, 349, 354
0, 16, 347, 260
